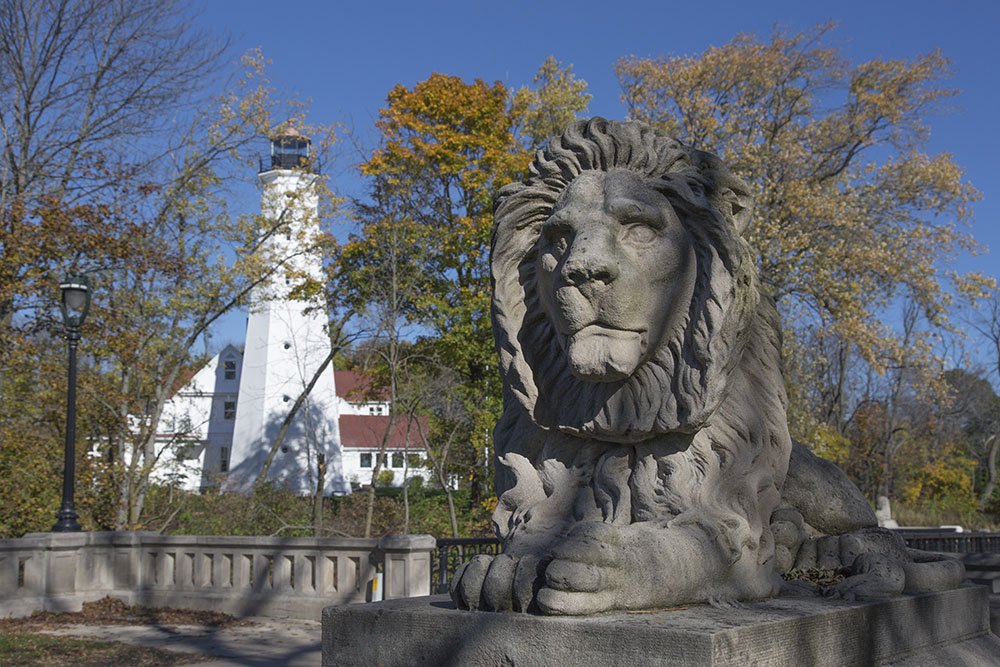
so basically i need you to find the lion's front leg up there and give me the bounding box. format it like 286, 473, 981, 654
536, 521, 741, 615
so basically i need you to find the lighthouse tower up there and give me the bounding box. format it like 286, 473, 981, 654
227, 123, 350, 495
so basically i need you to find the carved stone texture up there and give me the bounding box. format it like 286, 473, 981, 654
450, 118, 963, 616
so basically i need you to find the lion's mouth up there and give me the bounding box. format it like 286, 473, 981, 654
563, 324, 647, 382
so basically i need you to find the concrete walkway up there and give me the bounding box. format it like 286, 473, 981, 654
39, 617, 321, 666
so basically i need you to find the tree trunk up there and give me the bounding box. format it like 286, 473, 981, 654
313, 453, 326, 537
978, 434, 998, 509
416, 418, 460, 537
363, 415, 396, 538
445, 487, 458, 538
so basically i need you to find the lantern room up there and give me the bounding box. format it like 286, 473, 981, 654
262, 121, 311, 172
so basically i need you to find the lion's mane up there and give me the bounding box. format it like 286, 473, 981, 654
490, 119, 791, 568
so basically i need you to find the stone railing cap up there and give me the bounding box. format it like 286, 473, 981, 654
377, 534, 436, 551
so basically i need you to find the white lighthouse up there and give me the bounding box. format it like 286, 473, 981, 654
225, 123, 350, 495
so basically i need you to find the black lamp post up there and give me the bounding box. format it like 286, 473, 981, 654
52, 274, 91, 532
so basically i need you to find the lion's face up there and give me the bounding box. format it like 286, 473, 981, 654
491, 118, 759, 442
536, 169, 697, 383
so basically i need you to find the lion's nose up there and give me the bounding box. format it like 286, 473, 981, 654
562, 242, 620, 286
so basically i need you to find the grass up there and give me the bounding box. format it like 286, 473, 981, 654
0, 632, 204, 666
892, 503, 1000, 532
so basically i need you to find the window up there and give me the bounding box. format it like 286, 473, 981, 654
220, 447, 229, 472
223, 401, 236, 420
391, 453, 404, 468
360, 453, 372, 468
223, 360, 236, 380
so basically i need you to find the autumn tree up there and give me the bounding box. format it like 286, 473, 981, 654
943, 367, 1000, 509
0, 0, 344, 535
0, 0, 235, 534
617, 24, 989, 458
336, 182, 430, 537
512, 56, 592, 150
0, 0, 226, 348
352, 73, 529, 503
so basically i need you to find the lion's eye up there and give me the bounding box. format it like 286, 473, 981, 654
622, 224, 657, 244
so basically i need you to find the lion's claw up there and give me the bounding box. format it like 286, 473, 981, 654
482, 553, 517, 612
452, 554, 492, 610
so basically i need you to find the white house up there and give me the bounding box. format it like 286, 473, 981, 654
154, 344, 243, 489
333, 371, 432, 490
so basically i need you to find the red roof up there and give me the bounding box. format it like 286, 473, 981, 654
168, 367, 198, 398
334, 370, 389, 402
339, 415, 427, 450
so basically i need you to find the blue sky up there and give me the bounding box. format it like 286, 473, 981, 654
197, 0, 1000, 351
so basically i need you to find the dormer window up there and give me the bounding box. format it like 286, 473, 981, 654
223, 360, 236, 380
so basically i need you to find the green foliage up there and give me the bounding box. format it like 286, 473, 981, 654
376, 469, 395, 488
897, 444, 978, 512
512, 56, 592, 150
351, 73, 532, 502
151, 484, 496, 539
142, 482, 318, 536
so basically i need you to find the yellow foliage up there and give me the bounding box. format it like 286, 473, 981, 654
616, 23, 982, 380
480, 496, 498, 515
898, 451, 978, 511
512, 56, 592, 150
804, 424, 853, 468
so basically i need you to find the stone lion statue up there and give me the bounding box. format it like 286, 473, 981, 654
450, 118, 964, 616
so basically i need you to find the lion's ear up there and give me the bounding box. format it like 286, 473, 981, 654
689, 151, 754, 236
716, 185, 753, 235
699, 168, 753, 235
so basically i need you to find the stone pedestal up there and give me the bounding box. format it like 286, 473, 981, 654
322, 585, 999, 666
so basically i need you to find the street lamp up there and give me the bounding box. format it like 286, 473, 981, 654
51, 274, 91, 532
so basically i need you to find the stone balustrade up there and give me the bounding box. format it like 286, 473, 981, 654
0, 531, 435, 620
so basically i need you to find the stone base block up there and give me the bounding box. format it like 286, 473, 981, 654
322, 585, 999, 666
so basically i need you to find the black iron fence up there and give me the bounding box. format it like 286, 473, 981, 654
432, 537, 501, 594
895, 530, 1000, 553
427, 530, 1000, 594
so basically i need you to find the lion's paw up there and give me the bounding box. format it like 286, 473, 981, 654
536, 522, 630, 616
824, 552, 905, 601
